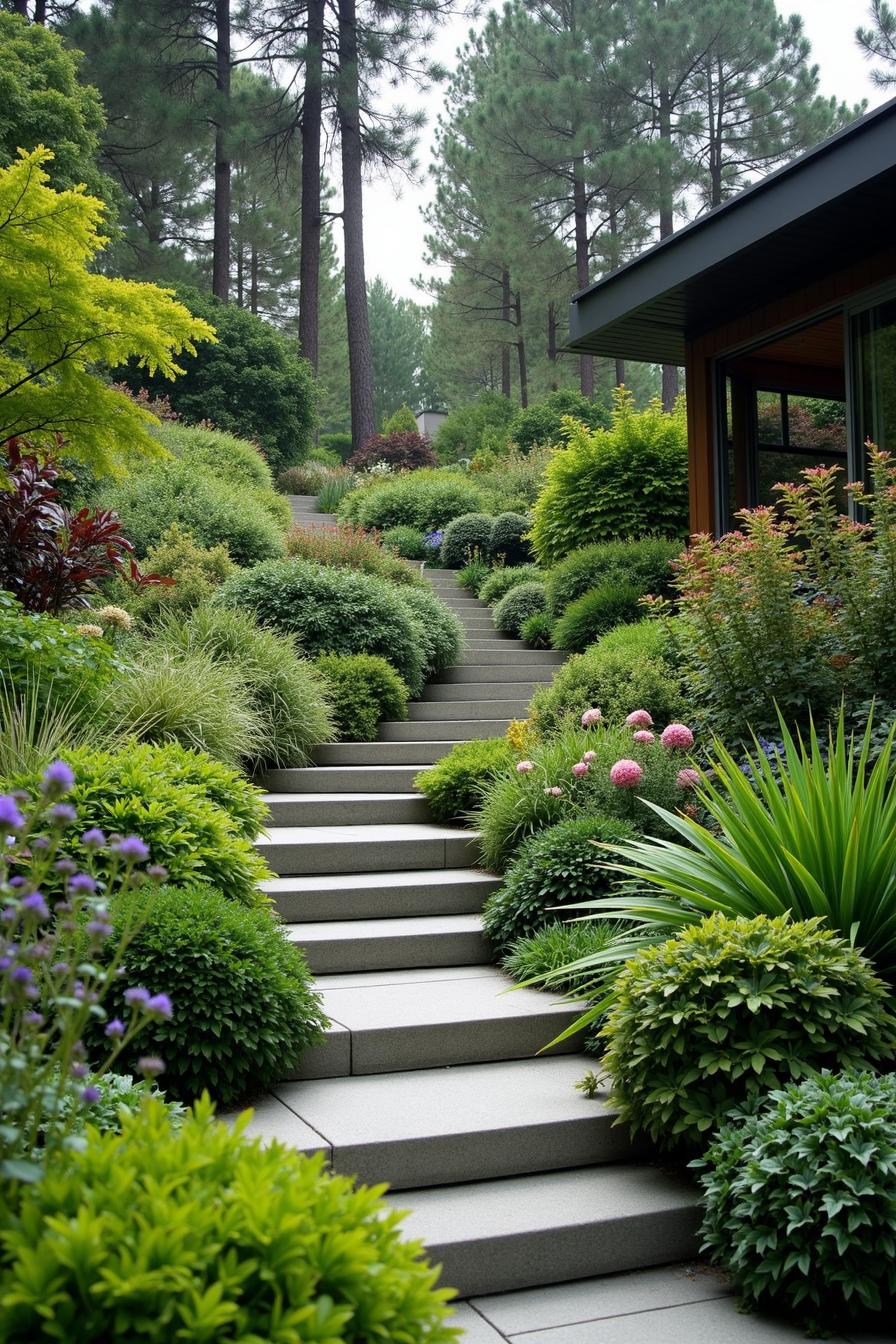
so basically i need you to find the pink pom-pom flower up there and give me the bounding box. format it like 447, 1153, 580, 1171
582, 750, 596, 763
544, 785, 563, 797
676, 768, 701, 790
571, 761, 589, 777
625, 709, 653, 728
516, 760, 534, 774
580, 707, 602, 727
610, 759, 643, 789
632, 730, 655, 744
661, 723, 695, 750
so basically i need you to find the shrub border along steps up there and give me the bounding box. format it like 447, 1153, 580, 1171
249, 534, 699, 1304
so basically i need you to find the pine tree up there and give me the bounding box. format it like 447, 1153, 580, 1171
857, 1, 896, 87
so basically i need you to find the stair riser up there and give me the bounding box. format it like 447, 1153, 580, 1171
266, 877, 498, 922
418, 682, 545, 702
260, 766, 427, 793
260, 833, 480, 876
438, 663, 560, 682
264, 796, 430, 826
313, 742, 461, 765
294, 926, 490, 975
378, 720, 513, 740
406, 700, 528, 722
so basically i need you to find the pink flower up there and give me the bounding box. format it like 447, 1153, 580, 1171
516, 760, 534, 774
610, 759, 643, 789
661, 723, 695, 750
544, 786, 563, 797
582, 750, 596, 763
571, 761, 589, 777
580, 707, 602, 727
625, 709, 653, 728
632, 730, 655, 744
677, 768, 701, 790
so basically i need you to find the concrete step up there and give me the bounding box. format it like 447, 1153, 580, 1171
419, 681, 545, 702
407, 699, 528, 722
287, 912, 488, 974
313, 741, 462, 765
262, 868, 499, 922
378, 719, 513, 741
455, 618, 499, 629
260, 765, 428, 793
387, 1164, 701, 1297
438, 662, 560, 682
263, 792, 430, 827
465, 638, 525, 650
258, 823, 481, 875
261, 1057, 632, 1189
291, 965, 585, 1079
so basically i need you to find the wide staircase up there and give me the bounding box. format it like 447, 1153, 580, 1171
253, 501, 699, 1309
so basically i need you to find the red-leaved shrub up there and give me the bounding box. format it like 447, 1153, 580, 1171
348, 431, 435, 472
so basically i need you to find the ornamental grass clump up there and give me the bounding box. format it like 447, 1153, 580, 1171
601, 913, 896, 1151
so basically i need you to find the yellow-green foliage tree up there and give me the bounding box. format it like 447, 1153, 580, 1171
0, 147, 214, 475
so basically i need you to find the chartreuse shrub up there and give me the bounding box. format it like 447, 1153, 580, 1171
0, 590, 118, 715
482, 815, 635, 952
216, 558, 425, 695
490, 512, 532, 566
696, 1070, 896, 1323
544, 538, 679, 620
493, 582, 546, 637
479, 564, 542, 607
382, 524, 426, 559
601, 914, 896, 1151
129, 524, 235, 621
98, 885, 327, 1105
0, 1097, 459, 1342
339, 469, 485, 532
552, 582, 646, 652
415, 737, 517, 824
530, 388, 689, 565
440, 512, 493, 568
529, 621, 684, 736
317, 653, 409, 741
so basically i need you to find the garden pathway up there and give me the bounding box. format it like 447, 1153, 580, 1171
244, 497, 886, 1340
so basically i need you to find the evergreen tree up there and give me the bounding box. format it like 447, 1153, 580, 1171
367, 277, 431, 424
857, 1, 896, 87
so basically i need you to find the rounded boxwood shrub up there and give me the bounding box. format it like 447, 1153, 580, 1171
156, 423, 275, 494
482, 814, 635, 952
602, 913, 896, 1150
99, 885, 327, 1105
493, 582, 546, 636
479, 564, 542, 607
490, 511, 532, 566
398, 584, 464, 681
440, 512, 494, 568
415, 737, 517, 823
544, 538, 679, 620
529, 621, 685, 735
382, 524, 426, 560
521, 610, 553, 648
552, 581, 645, 652
0, 1096, 458, 1342
696, 1069, 896, 1323
341, 470, 485, 533
215, 558, 425, 695
317, 653, 409, 741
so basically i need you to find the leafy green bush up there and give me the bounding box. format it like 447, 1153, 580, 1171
156, 423, 274, 493
215, 558, 425, 694
477, 721, 685, 870
317, 653, 409, 741
489, 512, 532, 566
10, 740, 270, 904
99, 885, 327, 1104
122, 286, 317, 473
502, 921, 620, 994
415, 737, 517, 823
40, 1072, 185, 1140
493, 582, 546, 636
382, 403, 419, 434
434, 390, 515, 461
457, 559, 491, 593
286, 521, 419, 586
157, 605, 334, 768
509, 388, 610, 453
697, 1070, 896, 1322
130, 524, 235, 621
482, 815, 635, 951
397, 584, 464, 682
473, 447, 552, 513
545, 538, 679, 620
552, 581, 645, 652
0, 590, 117, 715
98, 460, 286, 567
320, 431, 354, 462
530, 389, 689, 564
440, 512, 493, 568
479, 564, 542, 607
0, 1096, 458, 1343
529, 621, 685, 736
340, 469, 485, 533
382, 525, 426, 559
521, 610, 552, 648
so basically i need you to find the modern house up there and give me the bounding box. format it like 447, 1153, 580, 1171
567, 96, 896, 535
415, 408, 448, 439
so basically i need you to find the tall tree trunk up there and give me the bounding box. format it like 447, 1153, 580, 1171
500, 266, 511, 398
657, 77, 679, 409
547, 301, 559, 389
236, 244, 243, 306
573, 160, 594, 398
338, 0, 375, 449
33, 0, 46, 23
250, 242, 258, 314
615, 358, 626, 386
514, 290, 528, 409
299, 0, 324, 369
13, 0, 29, 16
212, 0, 231, 302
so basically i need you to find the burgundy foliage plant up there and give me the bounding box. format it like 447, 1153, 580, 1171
348, 431, 436, 472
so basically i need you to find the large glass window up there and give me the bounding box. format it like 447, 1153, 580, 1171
854, 297, 896, 452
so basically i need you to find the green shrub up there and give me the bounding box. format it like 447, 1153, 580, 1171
502, 921, 620, 994
278, 462, 332, 494
544, 538, 679, 619
131, 524, 235, 621
397, 584, 464, 682
215, 558, 425, 694
317, 471, 357, 513
489, 512, 532, 566
457, 559, 491, 593
509, 388, 610, 453
474, 447, 551, 513
477, 721, 685, 870
415, 737, 517, 824
440, 512, 493, 568
520, 610, 553, 648
479, 564, 542, 606
529, 621, 685, 735
307, 442, 342, 467
552, 581, 645, 652
156, 423, 274, 493
40, 1072, 185, 1140
286, 521, 419, 586
98, 460, 286, 567
530, 388, 689, 564
99, 885, 327, 1105
382, 403, 419, 434
0, 1096, 458, 1343
317, 653, 409, 741
697, 1070, 896, 1323
493, 582, 546, 636
434, 390, 515, 461
9, 740, 270, 904
482, 815, 635, 951
320, 431, 355, 462
340, 469, 485, 533
602, 913, 896, 1151
157, 605, 334, 768
0, 590, 117, 715
382, 525, 426, 559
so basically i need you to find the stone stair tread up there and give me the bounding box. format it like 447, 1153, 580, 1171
262, 867, 495, 895
287, 912, 484, 943
313, 741, 464, 764
262, 791, 423, 805
260, 822, 477, 844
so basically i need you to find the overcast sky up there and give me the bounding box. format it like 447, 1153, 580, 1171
353, 0, 890, 302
